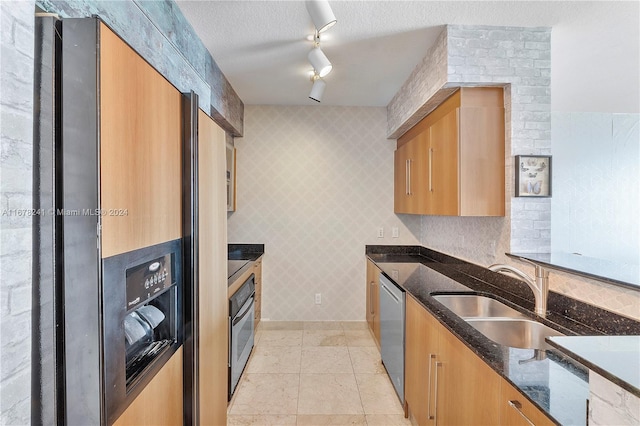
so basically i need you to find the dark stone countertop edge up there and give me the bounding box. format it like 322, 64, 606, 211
229, 243, 265, 261
228, 244, 264, 286
366, 245, 640, 425
372, 264, 567, 425
545, 338, 640, 398
366, 246, 640, 336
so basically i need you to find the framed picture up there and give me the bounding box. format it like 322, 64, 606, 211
515, 155, 552, 197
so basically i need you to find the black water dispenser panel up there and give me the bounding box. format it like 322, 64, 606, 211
125, 254, 173, 311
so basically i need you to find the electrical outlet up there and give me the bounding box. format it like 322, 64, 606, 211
377, 227, 384, 238
315, 293, 322, 304
392, 227, 399, 238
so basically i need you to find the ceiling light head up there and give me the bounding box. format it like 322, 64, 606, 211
305, 0, 336, 34
309, 75, 326, 103
308, 46, 332, 77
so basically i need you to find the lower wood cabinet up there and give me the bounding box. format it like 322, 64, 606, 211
365, 259, 381, 348
254, 256, 263, 329
113, 348, 183, 426
405, 296, 553, 426
438, 321, 501, 425
501, 379, 555, 426
405, 295, 439, 425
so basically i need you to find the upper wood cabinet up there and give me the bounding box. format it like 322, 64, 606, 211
365, 259, 381, 348
394, 87, 505, 216
394, 132, 429, 214
99, 23, 182, 257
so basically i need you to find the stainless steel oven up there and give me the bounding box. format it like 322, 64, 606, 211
229, 274, 255, 398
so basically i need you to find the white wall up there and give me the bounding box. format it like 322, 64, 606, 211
228, 105, 421, 321
552, 113, 639, 265
551, 1, 639, 113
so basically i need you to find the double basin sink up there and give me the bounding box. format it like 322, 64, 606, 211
432, 294, 563, 350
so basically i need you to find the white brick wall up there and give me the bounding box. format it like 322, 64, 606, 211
388, 25, 552, 264
387, 28, 450, 138
0, 2, 35, 425
447, 25, 552, 254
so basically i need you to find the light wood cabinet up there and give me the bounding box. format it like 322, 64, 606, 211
113, 348, 183, 426
438, 321, 501, 425
405, 295, 553, 426
394, 133, 429, 214
428, 109, 459, 216
365, 259, 381, 348
254, 256, 263, 328
394, 87, 505, 217
501, 378, 555, 426
405, 295, 439, 425
197, 110, 228, 426
99, 23, 182, 257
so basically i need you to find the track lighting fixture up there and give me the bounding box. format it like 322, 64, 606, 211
304, 1, 335, 102
308, 39, 332, 78
305, 0, 336, 34
309, 74, 326, 102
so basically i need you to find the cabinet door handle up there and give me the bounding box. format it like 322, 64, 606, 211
427, 354, 436, 420
429, 148, 434, 192
408, 159, 412, 195
508, 400, 535, 426
434, 360, 442, 425
228, 316, 232, 368
405, 159, 410, 195
369, 281, 374, 315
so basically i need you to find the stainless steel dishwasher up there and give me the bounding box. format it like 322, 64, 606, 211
379, 274, 405, 403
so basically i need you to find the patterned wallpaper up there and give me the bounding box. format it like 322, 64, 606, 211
228, 105, 421, 321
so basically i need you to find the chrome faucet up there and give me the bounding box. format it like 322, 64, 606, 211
488, 263, 550, 317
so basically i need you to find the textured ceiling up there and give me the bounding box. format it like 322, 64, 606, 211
175, 1, 639, 111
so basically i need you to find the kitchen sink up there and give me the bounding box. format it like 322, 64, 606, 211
432, 294, 528, 319
466, 318, 564, 350
433, 294, 564, 350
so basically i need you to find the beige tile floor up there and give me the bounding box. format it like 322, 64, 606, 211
227, 321, 412, 426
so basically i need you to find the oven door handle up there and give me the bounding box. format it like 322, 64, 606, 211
232, 296, 255, 326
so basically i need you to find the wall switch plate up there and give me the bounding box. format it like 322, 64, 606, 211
392, 227, 399, 238
377, 227, 384, 238
315, 293, 321, 304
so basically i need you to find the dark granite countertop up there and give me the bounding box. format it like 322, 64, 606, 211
547, 335, 640, 398
228, 244, 264, 285
229, 243, 264, 261
366, 245, 640, 426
